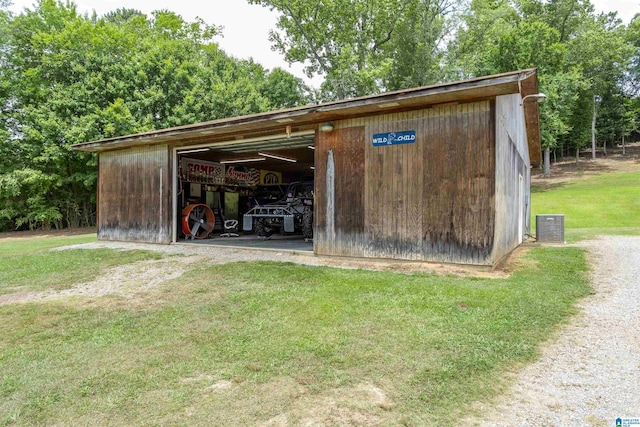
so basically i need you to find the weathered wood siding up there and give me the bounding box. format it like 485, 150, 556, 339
98, 145, 172, 243
314, 127, 366, 257
315, 101, 496, 264
492, 94, 530, 262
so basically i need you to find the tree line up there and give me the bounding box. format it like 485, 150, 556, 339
0, 1, 310, 230
1, 0, 638, 231
252, 0, 639, 171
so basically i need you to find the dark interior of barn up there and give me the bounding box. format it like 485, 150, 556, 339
176, 132, 316, 248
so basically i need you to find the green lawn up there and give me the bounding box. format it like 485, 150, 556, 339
0, 234, 162, 295
0, 233, 97, 257
532, 171, 640, 242
0, 235, 590, 426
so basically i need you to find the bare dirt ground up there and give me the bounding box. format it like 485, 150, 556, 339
0, 255, 203, 306
0, 226, 95, 241
0, 240, 514, 306
531, 142, 640, 186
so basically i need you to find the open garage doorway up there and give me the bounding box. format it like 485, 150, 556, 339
172, 131, 316, 252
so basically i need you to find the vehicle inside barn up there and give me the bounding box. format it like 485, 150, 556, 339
176, 131, 316, 248
74, 69, 541, 266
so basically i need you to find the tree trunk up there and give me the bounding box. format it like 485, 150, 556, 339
553, 149, 556, 163
591, 96, 597, 160
623, 134, 626, 155
576, 146, 580, 164
603, 139, 607, 156
543, 146, 551, 176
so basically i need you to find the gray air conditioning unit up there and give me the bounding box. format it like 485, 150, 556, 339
536, 214, 565, 243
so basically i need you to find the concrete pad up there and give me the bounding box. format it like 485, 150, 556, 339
178, 234, 313, 253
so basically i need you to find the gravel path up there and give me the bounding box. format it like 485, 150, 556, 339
471, 235, 640, 426
0, 240, 502, 306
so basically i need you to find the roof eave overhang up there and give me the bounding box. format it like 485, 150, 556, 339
73, 69, 541, 166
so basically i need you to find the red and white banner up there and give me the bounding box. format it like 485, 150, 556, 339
181, 158, 261, 187
181, 158, 225, 184
225, 166, 260, 187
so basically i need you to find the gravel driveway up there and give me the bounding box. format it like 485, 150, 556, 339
472, 235, 640, 426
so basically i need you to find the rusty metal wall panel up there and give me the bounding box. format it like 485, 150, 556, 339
316, 101, 495, 265
98, 144, 172, 243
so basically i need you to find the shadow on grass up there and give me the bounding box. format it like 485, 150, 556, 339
530, 181, 570, 193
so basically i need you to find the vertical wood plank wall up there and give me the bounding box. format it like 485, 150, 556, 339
314, 127, 366, 257
98, 144, 172, 243
492, 94, 530, 262
315, 101, 496, 264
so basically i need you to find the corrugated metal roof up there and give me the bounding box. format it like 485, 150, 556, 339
72, 69, 541, 166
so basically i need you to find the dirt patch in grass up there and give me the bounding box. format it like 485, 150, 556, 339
289, 382, 394, 426
0, 227, 96, 241
0, 255, 203, 306
0, 245, 590, 426
65, 241, 511, 280
532, 143, 640, 187
181, 377, 395, 426
311, 255, 507, 278
0, 240, 518, 307
495, 244, 538, 274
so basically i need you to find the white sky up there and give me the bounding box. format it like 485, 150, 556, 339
8, 0, 640, 90
9, 0, 317, 84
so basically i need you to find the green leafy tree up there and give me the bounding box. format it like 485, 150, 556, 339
621, 14, 640, 153
0, 0, 310, 231
261, 67, 312, 109
249, 0, 459, 100
563, 15, 631, 159
448, 0, 634, 173
447, 0, 520, 77
539, 70, 588, 169
382, 0, 453, 89
627, 14, 640, 96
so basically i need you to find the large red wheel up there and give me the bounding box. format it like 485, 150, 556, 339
181, 204, 215, 239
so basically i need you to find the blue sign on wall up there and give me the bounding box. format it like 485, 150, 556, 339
372, 130, 416, 146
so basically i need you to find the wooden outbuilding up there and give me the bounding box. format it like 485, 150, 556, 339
73, 69, 542, 265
